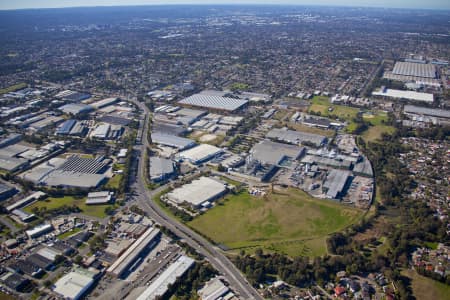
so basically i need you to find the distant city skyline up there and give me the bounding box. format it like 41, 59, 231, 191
1, 0, 449, 10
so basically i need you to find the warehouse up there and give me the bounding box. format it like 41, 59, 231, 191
28, 116, 64, 133
152, 122, 187, 136
90, 97, 118, 109
178, 93, 248, 113
91, 124, 111, 139
0, 154, 28, 172
372, 88, 433, 103
53, 267, 99, 300
26, 223, 53, 239
59, 155, 110, 174
323, 169, 351, 199
0, 183, 17, 201
404, 105, 450, 119
151, 132, 196, 150
55, 90, 91, 102
353, 156, 373, 178
86, 191, 114, 205
250, 140, 305, 166
149, 157, 175, 182
267, 128, 327, 147
107, 227, 160, 278
0, 133, 22, 148
137, 256, 195, 300
301, 154, 352, 170
56, 119, 77, 135
6, 191, 46, 212
42, 171, 106, 189
392, 62, 437, 78
166, 177, 227, 209
198, 277, 230, 300
58, 103, 94, 115
178, 144, 223, 164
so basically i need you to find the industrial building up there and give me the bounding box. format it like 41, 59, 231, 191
404, 105, 450, 120
353, 156, 373, 178
56, 119, 77, 135
152, 122, 187, 136
137, 255, 195, 300
178, 144, 223, 164
372, 88, 434, 103
178, 92, 248, 113
0, 154, 28, 172
152, 132, 196, 150
392, 62, 437, 78
166, 177, 227, 209
91, 124, 111, 139
26, 223, 53, 239
149, 157, 175, 182
301, 154, 353, 170
21, 155, 109, 189
90, 97, 119, 109
107, 227, 160, 278
55, 90, 91, 102
0, 183, 17, 201
58, 103, 94, 115
86, 191, 114, 205
323, 169, 351, 199
0, 133, 22, 148
198, 277, 231, 300
267, 128, 327, 147
6, 191, 46, 212
250, 140, 305, 166
53, 267, 99, 300
28, 116, 64, 133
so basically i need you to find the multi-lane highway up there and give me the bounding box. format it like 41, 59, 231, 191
128, 99, 263, 300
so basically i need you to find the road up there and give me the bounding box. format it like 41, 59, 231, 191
127, 98, 263, 300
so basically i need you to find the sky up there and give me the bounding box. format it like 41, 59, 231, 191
0, 0, 449, 10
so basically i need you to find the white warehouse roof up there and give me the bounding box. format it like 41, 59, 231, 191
179, 94, 248, 112
372, 89, 434, 103
178, 144, 223, 164
137, 256, 195, 300
53, 267, 97, 300
167, 177, 227, 208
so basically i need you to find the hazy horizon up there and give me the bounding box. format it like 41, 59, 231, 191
1, 0, 449, 11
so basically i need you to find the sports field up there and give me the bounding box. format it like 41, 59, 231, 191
188, 188, 362, 257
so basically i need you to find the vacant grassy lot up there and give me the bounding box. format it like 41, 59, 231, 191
403, 269, 450, 300
24, 196, 112, 219
188, 188, 362, 257
308, 96, 361, 132
362, 125, 396, 142
309, 97, 360, 120
105, 173, 123, 190
0, 82, 27, 95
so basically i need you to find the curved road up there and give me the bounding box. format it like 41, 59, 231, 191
129, 99, 263, 300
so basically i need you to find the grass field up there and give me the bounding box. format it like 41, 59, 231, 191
309, 96, 360, 121
362, 125, 396, 142
403, 269, 450, 300
308, 96, 360, 132
188, 188, 362, 257
105, 173, 123, 189
24, 196, 112, 219
0, 82, 27, 95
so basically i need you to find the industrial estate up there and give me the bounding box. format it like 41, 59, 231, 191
0, 4, 449, 300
